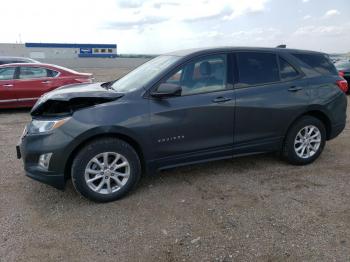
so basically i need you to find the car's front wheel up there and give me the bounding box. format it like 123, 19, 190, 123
71, 138, 141, 202
282, 116, 326, 165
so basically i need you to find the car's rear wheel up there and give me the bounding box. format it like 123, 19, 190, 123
282, 116, 326, 165
71, 138, 141, 202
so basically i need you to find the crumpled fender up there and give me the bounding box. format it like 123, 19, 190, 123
31, 82, 124, 116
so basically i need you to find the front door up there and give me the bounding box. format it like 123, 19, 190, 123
149, 54, 235, 166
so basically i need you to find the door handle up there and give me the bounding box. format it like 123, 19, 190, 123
42, 80, 51, 84
212, 96, 232, 103
288, 86, 303, 92
3, 84, 13, 88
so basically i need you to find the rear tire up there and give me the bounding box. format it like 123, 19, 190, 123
282, 116, 326, 165
71, 138, 141, 202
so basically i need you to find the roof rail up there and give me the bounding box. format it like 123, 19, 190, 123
276, 44, 287, 48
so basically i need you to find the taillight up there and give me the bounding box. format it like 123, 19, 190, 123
336, 79, 348, 93
339, 71, 345, 78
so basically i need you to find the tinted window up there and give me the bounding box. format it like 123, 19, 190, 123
0, 67, 16, 80
292, 53, 337, 75
237, 52, 279, 86
279, 57, 299, 81
47, 69, 59, 77
19, 67, 48, 79
164, 54, 227, 95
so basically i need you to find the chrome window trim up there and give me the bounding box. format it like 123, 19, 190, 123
17, 66, 61, 80
0, 97, 39, 103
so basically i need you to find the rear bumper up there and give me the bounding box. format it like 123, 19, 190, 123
328, 122, 346, 140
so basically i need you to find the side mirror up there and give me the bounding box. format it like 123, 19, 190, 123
151, 83, 182, 98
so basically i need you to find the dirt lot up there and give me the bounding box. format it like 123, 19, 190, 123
0, 66, 350, 261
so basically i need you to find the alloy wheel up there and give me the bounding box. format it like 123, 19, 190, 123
294, 125, 322, 159
84, 152, 130, 194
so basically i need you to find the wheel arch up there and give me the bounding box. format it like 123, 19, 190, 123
64, 131, 147, 181
284, 109, 332, 143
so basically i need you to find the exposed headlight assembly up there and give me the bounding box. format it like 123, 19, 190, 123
28, 117, 71, 134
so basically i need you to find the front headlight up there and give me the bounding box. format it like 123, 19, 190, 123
28, 117, 71, 134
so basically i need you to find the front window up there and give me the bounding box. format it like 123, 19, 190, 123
111, 55, 180, 92
163, 54, 227, 95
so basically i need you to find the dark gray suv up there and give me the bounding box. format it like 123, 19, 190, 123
17, 47, 348, 202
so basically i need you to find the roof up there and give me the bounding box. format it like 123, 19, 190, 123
0, 62, 52, 67
0, 56, 38, 61
0, 63, 86, 74
165, 46, 327, 57
25, 43, 117, 49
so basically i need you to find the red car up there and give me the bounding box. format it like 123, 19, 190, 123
0, 63, 93, 108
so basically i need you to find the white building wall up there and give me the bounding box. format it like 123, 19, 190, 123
0, 43, 28, 57
0, 43, 117, 59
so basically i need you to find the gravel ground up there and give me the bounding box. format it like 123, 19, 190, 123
0, 66, 349, 261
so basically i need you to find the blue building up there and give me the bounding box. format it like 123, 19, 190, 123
24, 43, 117, 59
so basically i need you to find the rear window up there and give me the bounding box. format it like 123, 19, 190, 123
237, 52, 280, 86
19, 67, 47, 79
335, 61, 350, 71
292, 53, 337, 75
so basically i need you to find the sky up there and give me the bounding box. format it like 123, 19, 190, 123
1, 0, 349, 54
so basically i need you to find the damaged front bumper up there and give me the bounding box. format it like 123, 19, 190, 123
17, 83, 126, 190
17, 126, 74, 190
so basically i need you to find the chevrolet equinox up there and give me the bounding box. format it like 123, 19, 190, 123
17, 47, 348, 202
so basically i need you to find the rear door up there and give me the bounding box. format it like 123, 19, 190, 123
0, 66, 17, 108
233, 51, 310, 154
14, 66, 55, 107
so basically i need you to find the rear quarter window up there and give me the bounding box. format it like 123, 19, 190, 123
47, 69, 59, 77
292, 53, 337, 75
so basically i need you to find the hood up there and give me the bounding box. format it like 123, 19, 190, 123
31, 82, 124, 117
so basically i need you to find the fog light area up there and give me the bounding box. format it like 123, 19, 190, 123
38, 153, 52, 170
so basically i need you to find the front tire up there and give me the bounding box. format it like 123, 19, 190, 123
71, 138, 141, 202
282, 116, 326, 165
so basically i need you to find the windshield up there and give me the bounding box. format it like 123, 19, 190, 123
111, 55, 180, 92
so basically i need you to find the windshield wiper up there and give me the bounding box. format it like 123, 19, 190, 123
101, 80, 116, 90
